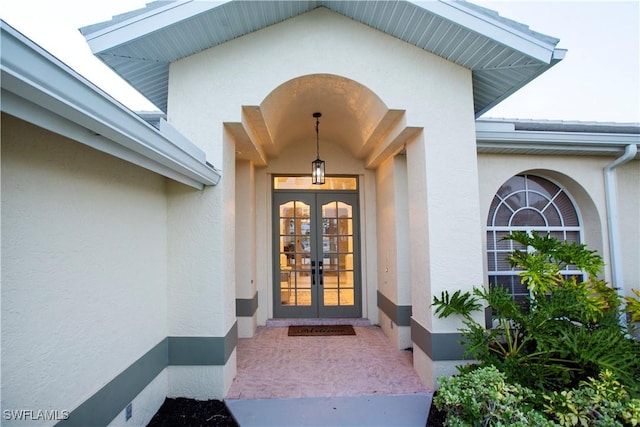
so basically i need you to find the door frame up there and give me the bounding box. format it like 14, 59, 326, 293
272, 181, 362, 318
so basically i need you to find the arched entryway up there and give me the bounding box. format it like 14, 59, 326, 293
232, 73, 420, 328
230, 67, 485, 389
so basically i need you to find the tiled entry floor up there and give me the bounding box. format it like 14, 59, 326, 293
226, 325, 430, 399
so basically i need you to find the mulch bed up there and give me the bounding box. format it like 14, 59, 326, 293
425, 400, 446, 426
147, 398, 238, 427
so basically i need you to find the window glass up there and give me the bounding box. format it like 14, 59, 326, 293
487, 174, 582, 304
274, 176, 357, 191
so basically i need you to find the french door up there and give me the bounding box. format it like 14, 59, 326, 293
273, 191, 361, 318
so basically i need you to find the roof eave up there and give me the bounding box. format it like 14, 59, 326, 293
80, 0, 565, 117
474, 48, 566, 118
475, 118, 640, 157
1, 20, 220, 189
82, 1, 221, 54
423, 1, 559, 63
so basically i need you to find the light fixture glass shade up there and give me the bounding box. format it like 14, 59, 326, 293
312, 158, 325, 185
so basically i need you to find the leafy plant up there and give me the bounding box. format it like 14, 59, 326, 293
434, 366, 554, 426
626, 289, 640, 323
433, 290, 481, 320
432, 232, 640, 395
543, 370, 640, 426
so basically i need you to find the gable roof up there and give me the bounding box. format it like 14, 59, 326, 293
80, 0, 565, 116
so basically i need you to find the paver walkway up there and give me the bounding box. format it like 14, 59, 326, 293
226, 324, 432, 426
226, 325, 429, 399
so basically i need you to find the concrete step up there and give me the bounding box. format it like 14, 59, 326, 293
226, 393, 432, 427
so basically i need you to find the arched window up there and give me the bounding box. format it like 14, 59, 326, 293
486, 174, 582, 305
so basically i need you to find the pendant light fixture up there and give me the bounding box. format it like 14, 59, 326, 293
311, 112, 325, 185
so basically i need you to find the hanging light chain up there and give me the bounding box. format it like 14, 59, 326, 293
314, 112, 321, 159
316, 117, 319, 158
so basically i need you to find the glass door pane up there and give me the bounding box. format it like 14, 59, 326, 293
278, 200, 313, 307
317, 194, 361, 318
274, 190, 360, 319
321, 201, 355, 307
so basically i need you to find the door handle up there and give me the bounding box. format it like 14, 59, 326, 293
311, 260, 316, 286
318, 261, 323, 286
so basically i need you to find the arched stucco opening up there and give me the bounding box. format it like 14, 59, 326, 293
235, 73, 416, 334
483, 169, 604, 276
230, 67, 484, 389
260, 73, 389, 159
232, 73, 419, 170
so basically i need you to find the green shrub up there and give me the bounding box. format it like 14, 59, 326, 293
432, 231, 640, 395
434, 367, 640, 426
543, 370, 640, 426
626, 289, 640, 323
434, 366, 554, 426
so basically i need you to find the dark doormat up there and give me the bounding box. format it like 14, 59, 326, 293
288, 325, 356, 336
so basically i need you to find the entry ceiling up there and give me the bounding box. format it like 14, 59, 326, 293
259, 75, 389, 157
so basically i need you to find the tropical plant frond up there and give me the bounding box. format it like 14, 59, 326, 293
625, 289, 640, 323
432, 289, 481, 320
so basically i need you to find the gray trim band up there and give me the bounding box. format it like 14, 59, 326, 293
377, 291, 412, 326
58, 339, 168, 427
411, 318, 469, 361
236, 292, 258, 317
169, 322, 237, 365
57, 322, 237, 427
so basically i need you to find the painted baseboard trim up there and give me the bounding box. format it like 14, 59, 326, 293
377, 291, 412, 326
236, 292, 258, 317
57, 322, 237, 427
410, 318, 469, 361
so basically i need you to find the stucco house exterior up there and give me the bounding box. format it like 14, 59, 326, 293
1, 1, 638, 426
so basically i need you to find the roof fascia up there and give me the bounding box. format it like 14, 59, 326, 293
83, 1, 222, 54
2, 90, 208, 189
476, 121, 640, 156
420, 1, 558, 63
1, 21, 220, 188
86, 1, 559, 64
474, 49, 566, 118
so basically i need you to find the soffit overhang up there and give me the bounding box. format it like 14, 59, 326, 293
476, 119, 640, 158
1, 20, 220, 189
80, 0, 565, 116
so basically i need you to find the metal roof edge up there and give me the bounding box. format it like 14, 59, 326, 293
0, 20, 220, 188
477, 118, 640, 134
82, 1, 225, 54
474, 49, 565, 118
476, 118, 640, 157
84, 1, 561, 63
421, 0, 559, 63
79, 1, 566, 116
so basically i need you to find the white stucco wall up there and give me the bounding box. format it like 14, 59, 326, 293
166, 361, 236, 400
168, 6, 478, 328
377, 156, 401, 304
617, 160, 640, 296
1, 115, 168, 426
376, 155, 412, 349
166, 132, 236, 398
236, 160, 257, 337
477, 153, 639, 296
108, 371, 168, 427
168, 7, 473, 161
